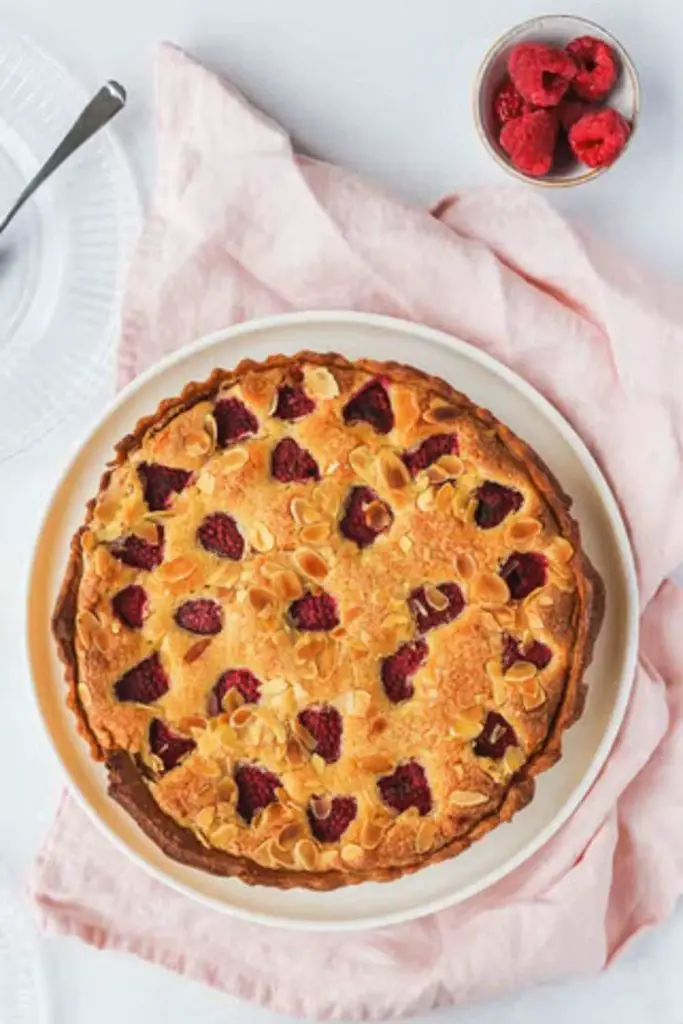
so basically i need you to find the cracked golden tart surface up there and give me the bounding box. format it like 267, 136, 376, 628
53, 352, 604, 890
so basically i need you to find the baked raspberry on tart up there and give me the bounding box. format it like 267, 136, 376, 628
52, 352, 603, 891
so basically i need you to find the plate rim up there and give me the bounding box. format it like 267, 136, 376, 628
26, 309, 640, 931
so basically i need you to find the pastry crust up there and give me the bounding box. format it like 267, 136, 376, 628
53, 352, 604, 890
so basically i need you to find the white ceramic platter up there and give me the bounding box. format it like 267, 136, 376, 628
27, 311, 638, 931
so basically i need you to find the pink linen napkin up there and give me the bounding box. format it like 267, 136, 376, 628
31, 43, 683, 1021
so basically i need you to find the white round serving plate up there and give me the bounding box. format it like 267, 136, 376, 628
27, 311, 638, 932
0, 30, 140, 462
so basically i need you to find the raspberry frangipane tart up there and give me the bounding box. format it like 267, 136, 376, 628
53, 353, 604, 890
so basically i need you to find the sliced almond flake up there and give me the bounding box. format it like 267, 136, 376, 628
194, 806, 216, 831
423, 400, 460, 424
290, 497, 315, 525
438, 454, 464, 476
506, 517, 542, 545
505, 660, 537, 683
450, 789, 489, 807
272, 569, 304, 601
471, 572, 510, 606
317, 642, 337, 678
260, 677, 289, 697
285, 737, 305, 767
230, 706, 254, 729
424, 584, 449, 611
378, 448, 410, 490
348, 444, 374, 478
250, 522, 275, 553
300, 522, 331, 546
358, 753, 393, 773
492, 676, 508, 707
207, 561, 242, 587
192, 757, 221, 778
359, 819, 385, 850
304, 365, 339, 399
184, 430, 213, 458
271, 844, 296, 869
364, 500, 392, 532
295, 838, 318, 871
221, 687, 244, 716
248, 586, 277, 613
311, 754, 326, 776
196, 469, 216, 495
293, 547, 328, 581
158, 555, 198, 583
77, 683, 92, 708
484, 658, 504, 683
455, 551, 476, 580
211, 823, 239, 846
450, 714, 484, 740
415, 819, 437, 853
549, 537, 574, 564
275, 821, 306, 848
416, 488, 434, 512
340, 843, 365, 868
310, 794, 332, 820
521, 679, 547, 711
503, 746, 526, 774
221, 446, 249, 473
184, 638, 213, 664
436, 482, 455, 513
399, 535, 413, 553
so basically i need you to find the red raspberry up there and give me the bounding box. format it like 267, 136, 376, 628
298, 705, 343, 763
271, 438, 320, 483
499, 552, 548, 600
289, 591, 340, 632
500, 110, 558, 177
149, 719, 195, 773
401, 433, 459, 476
381, 639, 428, 704
378, 761, 432, 816
273, 385, 315, 421
174, 598, 223, 635
111, 584, 148, 629
409, 582, 464, 633
308, 796, 357, 843
235, 764, 280, 824
137, 462, 192, 511
343, 379, 394, 434
493, 78, 532, 126
208, 669, 262, 715
110, 527, 164, 571
474, 481, 523, 529
569, 108, 630, 168
501, 633, 552, 673
509, 42, 576, 106
115, 653, 169, 704
339, 486, 393, 548
213, 397, 258, 448
473, 712, 517, 760
197, 512, 244, 560
558, 99, 590, 132
566, 36, 618, 102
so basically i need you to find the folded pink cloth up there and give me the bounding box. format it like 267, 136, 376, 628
31, 43, 683, 1021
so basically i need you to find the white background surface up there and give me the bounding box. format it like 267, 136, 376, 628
2, 0, 683, 1021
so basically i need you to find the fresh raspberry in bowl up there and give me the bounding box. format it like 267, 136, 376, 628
474, 15, 639, 186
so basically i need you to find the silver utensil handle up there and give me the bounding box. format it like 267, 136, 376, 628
0, 79, 126, 235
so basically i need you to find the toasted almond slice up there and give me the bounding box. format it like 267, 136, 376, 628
290, 497, 318, 525
184, 429, 213, 458
196, 469, 216, 495
438, 454, 464, 477
184, 638, 213, 664
521, 679, 547, 711
260, 677, 289, 697
423, 400, 460, 424
304, 365, 339, 399
282, 771, 316, 805
294, 838, 318, 871
271, 843, 296, 869
455, 551, 476, 580
300, 522, 331, 546
248, 586, 276, 613
310, 794, 332, 820
450, 714, 484, 740
340, 843, 365, 869
221, 446, 249, 473
77, 683, 92, 708
415, 819, 437, 853
435, 482, 455, 513
211, 823, 239, 846
492, 675, 508, 707
292, 719, 317, 751
285, 736, 306, 767
194, 806, 216, 831
364, 500, 392, 532
250, 521, 274, 552
293, 547, 328, 581
450, 790, 489, 807
416, 488, 434, 511
399, 535, 413, 553
426, 463, 450, 485
221, 687, 244, 717
349, 444, 374, 478
206, 561, 242, 587
230, 706, 254, 729
378, 448, 410, 490
503, 746, 526, 774
549, 537, 574, 564
294, 635, 325, 664
471, 572, 510, 606
272, 569, 304, 601
158, 555, 198, 583
424, 584, 449, 611
506, 517, 542, 545
276, 821, 306, 848
359, 753, 394, 773
505, 660, 537, 683
359, 819, 385, 850
368, 715, 389, 739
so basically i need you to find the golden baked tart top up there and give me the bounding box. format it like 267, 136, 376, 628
53, 352, 603, 890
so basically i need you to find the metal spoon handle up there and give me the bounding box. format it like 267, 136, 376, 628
0, 79, 126, 236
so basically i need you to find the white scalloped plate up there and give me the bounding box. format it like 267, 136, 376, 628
27, 312, 638, 931
0, 31, 139, 462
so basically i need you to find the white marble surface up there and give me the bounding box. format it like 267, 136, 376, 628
3, 0, 683, 1020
